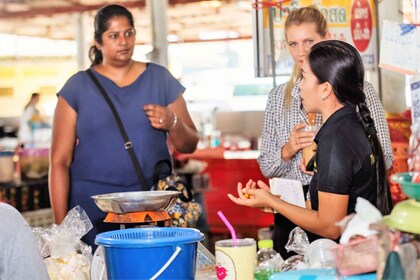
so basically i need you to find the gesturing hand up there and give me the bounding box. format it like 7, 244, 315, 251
227, 179, 280, 210
144, 104, 175, 131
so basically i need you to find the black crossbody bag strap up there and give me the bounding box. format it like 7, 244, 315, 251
86, 69, 149, 190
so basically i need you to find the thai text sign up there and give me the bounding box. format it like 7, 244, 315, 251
254, 0, 377, 77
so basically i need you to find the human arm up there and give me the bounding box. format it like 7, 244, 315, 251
49, 97, 77, 224
0, 203, 49, 280
258, 86, 289, 178
363, 82, 393, 169
257, 84, 314, 180
144, 94, 198, 153
227, 180, 348, 239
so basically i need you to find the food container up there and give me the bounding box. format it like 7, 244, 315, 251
19, 148, 49, 179
391, 172, 420, 200
382, 199, 420, 234
91, 190, 180, 213
0, 150, 14, 182
387, 173, 420, 234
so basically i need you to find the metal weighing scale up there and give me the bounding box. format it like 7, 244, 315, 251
91, 190, 179, 228
89, 190, 180, 279
103, 210, 171, 228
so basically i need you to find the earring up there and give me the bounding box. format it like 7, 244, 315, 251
322, 95, 327, 101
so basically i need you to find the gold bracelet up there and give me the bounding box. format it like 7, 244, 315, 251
171, 113, 178, 130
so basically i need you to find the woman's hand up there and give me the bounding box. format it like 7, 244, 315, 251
282, 122, 317, 161
290, 123, 316, 151
300, 157, 314, 176
144, 104, 176, 131
288, 123, 306, 153
227, 180, 280, 210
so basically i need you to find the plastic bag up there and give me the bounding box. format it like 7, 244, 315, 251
195, 242, 217, 279
285, 227, 310, 256
152, 159, 202, 228
283, 227, 337, 270
33, 206, 93, 280
154, 174, 202, 227
408, 121, 420, 172
281, 227, 310, 271
338, 197, 382, 244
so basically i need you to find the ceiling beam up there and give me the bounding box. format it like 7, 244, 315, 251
0, 1, 145, 19
0, 0, 204, 19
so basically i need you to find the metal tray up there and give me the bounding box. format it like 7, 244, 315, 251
91, 190, 180, 213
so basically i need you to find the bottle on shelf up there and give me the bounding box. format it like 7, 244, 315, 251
254, 239, 283, 280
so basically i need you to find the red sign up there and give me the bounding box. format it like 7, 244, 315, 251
350, 0, 373, 52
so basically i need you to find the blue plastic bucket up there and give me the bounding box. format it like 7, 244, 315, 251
95, 227, 204, 279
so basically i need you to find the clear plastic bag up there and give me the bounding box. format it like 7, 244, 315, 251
285, 227, 310, 256
33, 206, 93, 280
281, 227, 310, 271
408, 121, 420, 172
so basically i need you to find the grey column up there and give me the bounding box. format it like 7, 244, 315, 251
74, 12, 87, 70
146, 0, 168, 67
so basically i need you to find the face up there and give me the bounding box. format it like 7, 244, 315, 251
33, 95, 40, 104
286, 22, 327, 67
299, 58, 323, 113
97, 16, 136, 65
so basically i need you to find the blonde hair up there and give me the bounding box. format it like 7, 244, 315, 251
283, 6, 328, 108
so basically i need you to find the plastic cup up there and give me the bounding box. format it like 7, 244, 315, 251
215, 238, 256, 280
300, 124, 321, 165
304, 238, 337, 269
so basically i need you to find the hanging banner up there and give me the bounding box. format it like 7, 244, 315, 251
379, 20, 420, 75
253, 0, 377, 77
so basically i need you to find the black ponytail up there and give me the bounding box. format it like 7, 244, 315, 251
357, 102, 393, 215
89, 46, 103, 66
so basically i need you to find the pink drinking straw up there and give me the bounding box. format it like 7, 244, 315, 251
217, 210, 237, 246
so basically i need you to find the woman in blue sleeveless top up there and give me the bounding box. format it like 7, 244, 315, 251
49, 4, 199, 248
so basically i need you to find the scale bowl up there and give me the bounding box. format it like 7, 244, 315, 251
391, 172, 420, 200
383, 199, 420, 234
91, 190, 180, 214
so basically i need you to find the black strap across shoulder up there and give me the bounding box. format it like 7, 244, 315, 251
86, 68, 149, 190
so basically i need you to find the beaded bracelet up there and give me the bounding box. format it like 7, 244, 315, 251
171, 113, 178, 130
